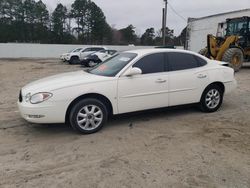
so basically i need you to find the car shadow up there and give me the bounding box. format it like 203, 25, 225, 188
28, 104, 199, 135
108, 104, 199, 129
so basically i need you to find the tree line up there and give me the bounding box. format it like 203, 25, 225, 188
0, 0, 186, 46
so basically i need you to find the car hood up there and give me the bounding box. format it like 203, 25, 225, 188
22, 71, 113, 94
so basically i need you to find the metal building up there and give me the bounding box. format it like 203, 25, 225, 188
186, 9, 250, 52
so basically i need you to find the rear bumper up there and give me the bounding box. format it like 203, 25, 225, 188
224, 80, 237, 94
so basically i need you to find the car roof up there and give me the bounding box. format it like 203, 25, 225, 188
125, 48, 199, 56
85, 46, 107, 49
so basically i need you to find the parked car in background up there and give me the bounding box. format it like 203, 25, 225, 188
18, 49, 237, 134
65, 47, 107, 64
60, 48, 83, 62
81, 50, 118, 67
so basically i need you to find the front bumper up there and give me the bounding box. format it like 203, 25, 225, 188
18, 101, 67, 124
65, 56, 71, 61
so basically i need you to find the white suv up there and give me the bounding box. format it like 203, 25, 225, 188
60, 48, 83, 62
64, 47, 107, 64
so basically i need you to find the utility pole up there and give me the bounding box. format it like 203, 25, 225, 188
162, 0, 168, 46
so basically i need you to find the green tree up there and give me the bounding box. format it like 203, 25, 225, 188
0, 0, 23, 42
35, 0, 49, 25
71, 0, 88, 39
141, 28, 155, 45
71, 0, 111, 44
34, 0, 49, 42
175, 26, 187, 47
87, 1, 112, 44
52, 3, 68, 43
119, 25, 137, 45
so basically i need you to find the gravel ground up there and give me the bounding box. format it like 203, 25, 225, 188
0, 59, 250, 188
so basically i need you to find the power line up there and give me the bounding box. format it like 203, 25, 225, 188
168, 2, 187, 23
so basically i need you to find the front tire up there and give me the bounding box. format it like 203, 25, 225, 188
222, 48, 244, 72
200, 85, 223, 113
69, 56, 80, 65
69, 99, 108, 134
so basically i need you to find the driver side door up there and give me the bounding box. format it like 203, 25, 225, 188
117, 53, 169, 114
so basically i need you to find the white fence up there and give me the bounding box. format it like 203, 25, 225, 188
0, 43, 184, 58
0, 43, 153, 58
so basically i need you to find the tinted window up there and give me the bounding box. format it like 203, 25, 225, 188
194, 56, 207, 66
82, 48, 92, 52
91, 48, 104, 51
167, 52, 199, 71
133, 53, 165, 74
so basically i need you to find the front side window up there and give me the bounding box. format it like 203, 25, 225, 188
227, 21, 248, 36
133, 53, 165, 74
91, 48, 104, 51
167, 52, 199, 71
88, 53, 137, 77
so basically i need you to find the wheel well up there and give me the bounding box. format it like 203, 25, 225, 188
70, 55, 79, 60
200, 82, 225, 102
65, 93, 113, 123
206, 82, 225, 93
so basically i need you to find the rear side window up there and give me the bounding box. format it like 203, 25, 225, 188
167, 52, 200, 71
133, 53, 165, 74
83, 48, 104, 52
194, 56, 207, 66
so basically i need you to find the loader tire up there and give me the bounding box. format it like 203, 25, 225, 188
199, 48, 209, 57
222, 48, 243, 72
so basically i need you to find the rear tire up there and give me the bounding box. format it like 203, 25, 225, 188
87, 60, 98, 67
200, 85, 223, 113
69, 98, 108, 134
222, 48, 243, 72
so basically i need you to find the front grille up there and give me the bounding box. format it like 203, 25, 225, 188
19, 90, 23, 103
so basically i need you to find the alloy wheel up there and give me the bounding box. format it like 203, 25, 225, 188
76, 105, 103, 131
205, 89, 221, 109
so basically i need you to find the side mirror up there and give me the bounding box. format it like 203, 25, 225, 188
123, 67, 142, 77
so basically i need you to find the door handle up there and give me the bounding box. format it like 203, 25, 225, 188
155, 79, 167, 83
197, 74, 207, 79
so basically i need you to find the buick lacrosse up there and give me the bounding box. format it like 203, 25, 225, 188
18, 49, 237, 134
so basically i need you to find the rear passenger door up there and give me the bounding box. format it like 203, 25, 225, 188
166, 52, 209, 106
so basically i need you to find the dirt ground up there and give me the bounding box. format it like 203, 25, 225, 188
0, 59, 250, 188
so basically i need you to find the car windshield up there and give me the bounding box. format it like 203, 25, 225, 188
88, 52, 137, 77
69, 48, 82, 53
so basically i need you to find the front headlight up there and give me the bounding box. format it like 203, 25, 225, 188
25, 93, 31, 102
30, 92, 53, 104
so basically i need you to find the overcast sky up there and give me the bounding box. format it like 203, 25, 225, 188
43, 0, 250, 36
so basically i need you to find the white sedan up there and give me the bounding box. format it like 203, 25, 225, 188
18, 49, 237, 134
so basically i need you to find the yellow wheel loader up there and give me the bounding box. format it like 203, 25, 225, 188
199, 16, 250, 72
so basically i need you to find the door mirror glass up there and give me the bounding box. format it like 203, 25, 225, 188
123, 67, 142, 77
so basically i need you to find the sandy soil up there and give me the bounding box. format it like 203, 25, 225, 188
0, 59, 250, 188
